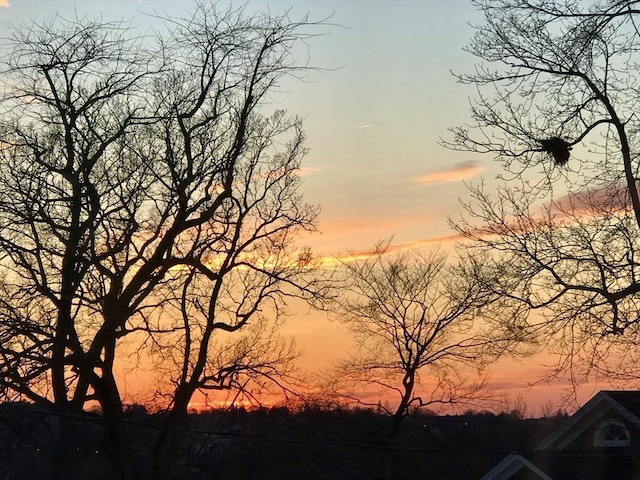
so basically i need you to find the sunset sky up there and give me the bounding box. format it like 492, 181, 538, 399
0, 1, 595, 414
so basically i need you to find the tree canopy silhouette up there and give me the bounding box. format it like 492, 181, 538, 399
445, 0, 640, 395
330, 243, 506, 440
0, 3, 325, 478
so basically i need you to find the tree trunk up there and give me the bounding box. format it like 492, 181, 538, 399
150, 386, 193, 479
102, 399, 139, 480
52, 409, 81, 480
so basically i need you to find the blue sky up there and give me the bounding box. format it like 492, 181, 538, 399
0, 0, 497, 255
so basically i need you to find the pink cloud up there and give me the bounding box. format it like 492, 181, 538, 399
414, 161, 483, 185
455, 181, 638, 245
550, 182, 632, 217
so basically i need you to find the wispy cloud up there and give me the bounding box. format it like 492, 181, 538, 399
0, 0, 9, 7
312, 233, 465, 267
354, 124, 374, 129
335, 234, 462, 260
298, 166, 321, 177
455, 182, 637, 245
550, 182, 632, 217
414, 161, 483, 185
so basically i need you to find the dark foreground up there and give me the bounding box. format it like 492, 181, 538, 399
0, 402, 566, 479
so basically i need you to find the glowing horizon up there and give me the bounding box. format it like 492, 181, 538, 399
0, 0, 614, 415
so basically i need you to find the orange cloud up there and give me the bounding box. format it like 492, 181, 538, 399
414, 161, 483, 185
0, 0, 8, 7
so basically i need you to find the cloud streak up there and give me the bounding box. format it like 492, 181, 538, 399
335, 233, 462, 259
550, 182, 633, 217
455, 181, 638, 246
297, 166, 321, 177
313, 232, 465, 267
414, 160, 483, 185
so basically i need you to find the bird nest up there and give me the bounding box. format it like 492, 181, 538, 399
540, 137, 572, 166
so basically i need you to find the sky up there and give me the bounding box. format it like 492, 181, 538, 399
0, 0, 597, 414
1, 0, 494, 251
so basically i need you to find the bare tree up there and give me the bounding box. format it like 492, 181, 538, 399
0, 3, 324, 478
331, 243, 504, 443
445, 0, 640, 395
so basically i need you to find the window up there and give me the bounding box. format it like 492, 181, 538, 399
594, 419, 631, 448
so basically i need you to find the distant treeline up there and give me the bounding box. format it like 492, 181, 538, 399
0, 401, 568, 479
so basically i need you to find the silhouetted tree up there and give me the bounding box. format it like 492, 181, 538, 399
0, 3, 324, 478
331, 243, 504, 442
445, 0, 640, 395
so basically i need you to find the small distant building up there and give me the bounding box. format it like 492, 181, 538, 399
481, 391, 640, 480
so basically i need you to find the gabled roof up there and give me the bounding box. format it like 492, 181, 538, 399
537, 391, 640, 451
479, 454, 553, 480
601, 391, 640, 418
